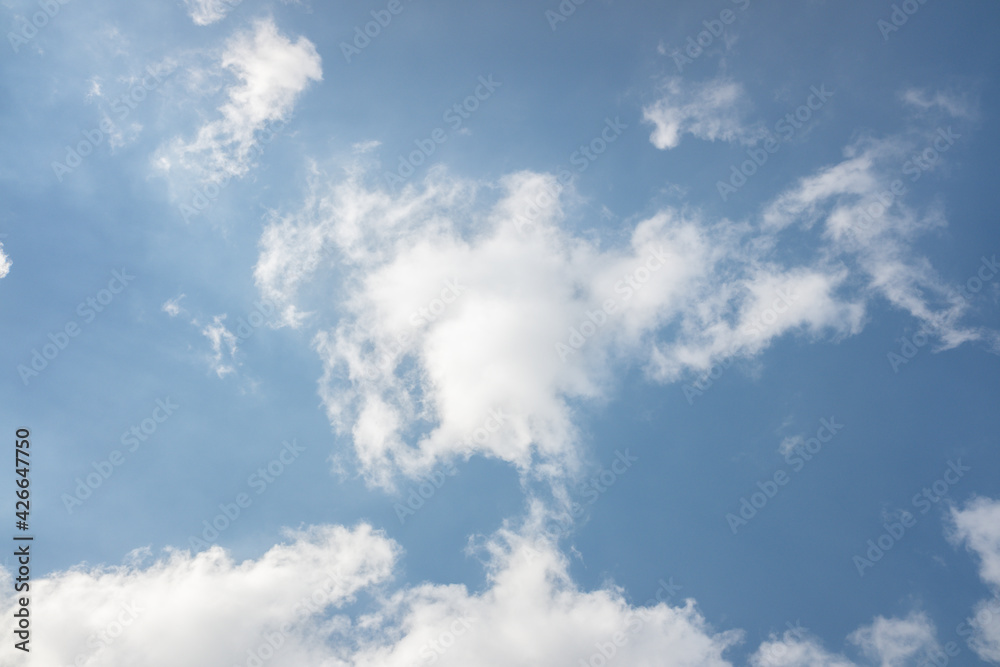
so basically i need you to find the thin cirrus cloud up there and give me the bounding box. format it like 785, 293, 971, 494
763, 132, 996, 353
642, 76, 764, 150
201, 314, 240, 378
153, 17, 322, 186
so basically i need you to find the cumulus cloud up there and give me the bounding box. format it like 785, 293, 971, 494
643, 76, 762, 150
750, 628, 855, 666
847, 612, 939, 667
4, 514, 979, 667
749, 612, 939, 667
155, 18, 322, 183
0, 521, 744, 666
950, 496, 1000, 663
0, 525, 398, 667
253, 112, 992, 489
183, 0, 242, 26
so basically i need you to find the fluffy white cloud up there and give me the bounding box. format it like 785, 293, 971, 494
155, 18, 322, 184
0, 525, 398, 667
643, 77, 762, 150
750, 629, 855, 667
254, 162, 871, 488
254, 109, 994, 487
0, 522, 744, 667
183, 0, 242, 26
950, 496, 1000, 663
6, 514, 979, 667
749, 612, 939, 667
847, 612, 939, 667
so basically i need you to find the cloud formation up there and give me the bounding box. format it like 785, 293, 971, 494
0, 241, 10, 279
950, 496, 1000, 663
643, 77, 762, 150
155, 18, 322, 184
183, 0, 242, 26
254, 123, 979, 489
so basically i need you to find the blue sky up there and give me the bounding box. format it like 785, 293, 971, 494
3, 0, 1000, 665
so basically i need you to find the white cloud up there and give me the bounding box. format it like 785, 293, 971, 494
848, 612, 939, 667
762, 133, 992, 352
750, 629, 855, 666
255, 123, 997, 488
155, 18, 322, 184
643, 76, 762, 150
901, 88, 976, 119
778, 435, 804, 458
750, 612, 939, 667
202, 314, 239, 377
4, 514, 979, 667
950, 496, 1000, 663
0, 241, 10, 279
0, 520, 744, 667
0, 525, 398, 667
254, 166, 793, 487
183, 0, 242, 26
162, 293, 187, 317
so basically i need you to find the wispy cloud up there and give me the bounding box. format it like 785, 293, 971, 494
154, 18, 322, 185
643, 76, 763, 150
